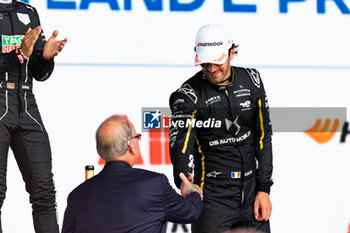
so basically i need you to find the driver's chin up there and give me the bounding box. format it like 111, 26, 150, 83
207, 74, 223, 84
206, 71, 222, 84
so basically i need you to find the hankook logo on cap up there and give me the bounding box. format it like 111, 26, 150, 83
197, 42, 224, 47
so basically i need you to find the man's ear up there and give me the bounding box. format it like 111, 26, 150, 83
127, 139, 139, 166
128, 140, 136, 155
229, 48, 235, 61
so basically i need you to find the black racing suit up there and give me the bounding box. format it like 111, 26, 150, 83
169, 67, 273, 233
0, 1, 58, 232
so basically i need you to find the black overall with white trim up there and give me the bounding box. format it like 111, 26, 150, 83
0, 1, 58, 232
169, 66, 273, 233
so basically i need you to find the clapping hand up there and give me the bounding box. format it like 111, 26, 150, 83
20, 26, 67, 61
20, 26, 41, 58
43, 30, 68, 60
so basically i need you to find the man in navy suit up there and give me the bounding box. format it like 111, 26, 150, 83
62, 115, 203, 233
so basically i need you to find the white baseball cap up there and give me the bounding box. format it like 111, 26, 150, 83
194, 23, 233, 66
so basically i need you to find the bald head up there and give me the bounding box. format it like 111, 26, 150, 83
96, 115, 132, 162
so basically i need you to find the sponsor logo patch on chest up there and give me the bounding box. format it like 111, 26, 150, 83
205, 95, 221, 106
233, 88, 251, 98
2, 35, 24, 53
17, 13, 30, 25
239, 100, 252, 111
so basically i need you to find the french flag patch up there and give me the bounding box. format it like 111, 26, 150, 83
231, 172, 241, 179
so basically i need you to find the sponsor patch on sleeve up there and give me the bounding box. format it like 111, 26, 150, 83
246, 68, 261, 88
178, 84, 198, 104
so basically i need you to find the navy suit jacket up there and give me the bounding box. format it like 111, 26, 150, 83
62, 161, 202, 233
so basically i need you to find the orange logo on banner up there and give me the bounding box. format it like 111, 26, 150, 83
304, 118, 340, 144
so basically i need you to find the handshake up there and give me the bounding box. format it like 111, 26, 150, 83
179, 173, 203, 200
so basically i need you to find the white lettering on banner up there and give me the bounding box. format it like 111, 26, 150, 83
167, 118, 222, 129
178, 120, 184, 128
33, 0, 350, 14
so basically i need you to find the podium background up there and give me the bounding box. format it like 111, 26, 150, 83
2, 1, 350, 232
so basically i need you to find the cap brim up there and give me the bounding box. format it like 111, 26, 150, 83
194, 51, 228, 66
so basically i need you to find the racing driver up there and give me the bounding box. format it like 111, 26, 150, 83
169, 23, 273, 233
0, 0, 67, 232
